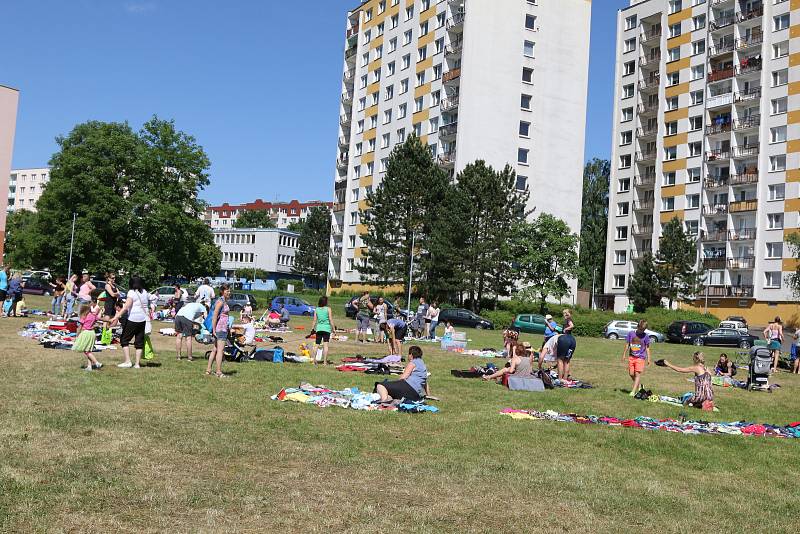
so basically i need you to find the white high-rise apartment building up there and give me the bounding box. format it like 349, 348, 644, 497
0, 85, 19, 259
329, 0, 591, 292
8, 167, 50, 212
605, 0, 799, 323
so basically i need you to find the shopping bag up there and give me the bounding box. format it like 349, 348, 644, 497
100, 327, 112, 345
143, 335, 156, 360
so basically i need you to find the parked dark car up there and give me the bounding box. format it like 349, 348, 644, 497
694, 328, 758, 349
666, 321, 713, 344
228, 293, 258, 312
90, 279, 128, 301
438, 308, 494, 330
22, 276, 52, 296
344, 296, 408, 319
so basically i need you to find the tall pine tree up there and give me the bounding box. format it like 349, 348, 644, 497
627, 252, 662, 312
656, 217, 700, 308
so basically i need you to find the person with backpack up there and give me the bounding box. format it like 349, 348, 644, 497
622, 319, 651, 396
111, 276, 153, 369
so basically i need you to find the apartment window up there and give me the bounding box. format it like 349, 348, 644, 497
418, 46, 427, 62
355, 142, 362, 156
770, 126, 787, 144
414, 96, 424, 112
690, 90, 703, 105
353, 165, 361, 178
663, 171, 676, 185
389, 37, 397, 52
768, 213, 784, 229
689, 116, 702, 131
662, 197, 675, 211
522, 67, 534, 83
685, 219, 699, 236
625, 15, 637, 30
346, 258, 354, 272
361, 53, 369, 67
691, 64, 704, 80
623, 61, 635, 76
370, 92, 379, 106
520, 121, 532, 138
390, 15, 399, 29
365, 9, 373, 22
774, 14, 790, 31
618, 178, 631, 192
391, 0, 398, 5
770, 155, 786, 171
435, 38, 444, 54
374, 45, 383, 60
765, 272, 782, 288
398, 103, 407, 118
772, 69, 788, 87
773, 41, 789, 59
624, 38, 636, 53
619, 154, 632, 168
667, 47, 680, 63
669, 23, 681, 38
366, 161, 374, 175
400, 78, 409, 94
420, 21, 429, 37
772, 97, 788, 115
521, 94, 533, 110
403, 30, 412, 46
364, 29, 371, 43
383, 109, 392, 124
768, 184, 786, 200
613, 275, 627, 289
421, 0, 430, 10
524, 40, 535, 57
351, 188, 360, 202
516, 175, 528, 191
687, 167, 701, 183
373, 69, 382, 83
622, 84, 634, 98
666, 96, 679, 110
431, 63, 441, 80
437, 13, 445, 29
405, 6, 414, 20
525, 14, 537, 30
416, 71, 426, 86
380, 157, 389, 173
692, 14, 706, 30
397, 128, 406, 143
357, 119, 364, 133
621, 107, 633, 121
689, 141, 702, 157
614, 250, 627, 265
691, 0, 705, 5
668, 0, 682, 14
368, 138, 376, 152
766, 242, 783, 259
413, 122, 422, 136
692, 39, 705, 55
620, 130, 632, 145
518, 148, 530, 165
370, 115, 378, 129
385, 85, 394, 101
429, 117, 439, 133
664, 146, 677, 161
616, 226, 628, 240
687, 194, 700, 209
350, 212, 359, 225
360, 75, 368, 88
665, 121, 678, 136
358, 97, 366, 111
617, 202, 630, 216
667, 72, 680, 86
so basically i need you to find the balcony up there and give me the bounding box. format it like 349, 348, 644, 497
728, 256, 756, 270
439, 121, 458, 139
336, 155, 349, 170
733, 116, 759, 131
630, 248, 652, 260
737, 5, 763, 22
445, 39, 463, 56
345, 45, 357, 60
705, 121, 732, 135
701, 229, 728, 242
332, 201, 346, 213
637, 126, 658, 138
437, 152, 456, 168
338, 135, 350, 148
343, 69, 355, 83
729, 228, 756, 241
736, 58, 762, 76
709, 41, 735, 57
734, 87, 761, 103
633, 200, 654, 211
706, 93, 733, 109
638, 78, 660, 91
730, 172, 758, 186
704, 176, 729, 189
708, 68, 735, 83
346, 24, 359, 39
443, 68, 461, 83
446, 11, 465, 31
635, 151, 657, 163
634, 174, 656, 187
710, 15, 736, 30
341, 92, 353, 105
729, 199, 757, 213
703, 204, 729, 216
705, 150, 730, 162
703, 257, 727, 269
639, 54, 661, 68
736, 33, 763, 50
731, 145, 758, 158
637, 102, 659, 115
640, 28, 661, 44
440, 96, 459, 113
706, 285, 754, 297
339, 114, 351, 127
632, 226, 653, 236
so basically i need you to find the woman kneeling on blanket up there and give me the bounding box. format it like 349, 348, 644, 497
375, 345, 429, 402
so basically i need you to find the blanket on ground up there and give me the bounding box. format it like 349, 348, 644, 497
635, 391, 720, 412
272, 383, 438, 412
336, 363, 404, 375
500, 408, 800, 438
543, 370, 593, 389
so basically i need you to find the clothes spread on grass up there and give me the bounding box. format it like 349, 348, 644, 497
462, 349, 504, 358
451, 363, 498, 378
18, 321, 119, 351
687, 376, 782, 391
633, 390, 720, 412
543, 369, 593, 389
336, 355, 405, 374
499, 409, 800, 438
272, 383, 438, 413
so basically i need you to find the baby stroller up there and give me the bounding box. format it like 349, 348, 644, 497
747, 346, 772, 391
205, 331, 257, 363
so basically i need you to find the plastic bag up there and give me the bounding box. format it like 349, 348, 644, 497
100, 327, 112, 345
143, 335, 156, 360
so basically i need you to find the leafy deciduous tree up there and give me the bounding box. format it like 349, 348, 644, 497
233, 210, 276, 229
627, 252, 663, 312
656, 217, 700, 308
578, 158, 610, 290
292, 206, 331, 289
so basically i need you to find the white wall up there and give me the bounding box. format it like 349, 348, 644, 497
0, 86, 19, 256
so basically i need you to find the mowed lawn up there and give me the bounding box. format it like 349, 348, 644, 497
1, 296, 799, 533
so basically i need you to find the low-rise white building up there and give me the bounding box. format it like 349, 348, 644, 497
8, 167, 50, 212
213, 227, 302, 282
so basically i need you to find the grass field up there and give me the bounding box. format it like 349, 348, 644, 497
2, 295, 799, 532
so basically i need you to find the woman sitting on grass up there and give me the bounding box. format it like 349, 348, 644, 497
714, 353, 736, 377
483, 345, 533, 386
374, 345, 429, 402
662, 352, 714, 409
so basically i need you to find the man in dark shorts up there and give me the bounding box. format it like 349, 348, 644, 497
556, 333, 577, 380
174, 302, 207, 361
354, 290, 373, 343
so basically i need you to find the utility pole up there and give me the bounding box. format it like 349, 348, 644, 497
591, 267, 597, 310
66, 212, 77, 279
406, 231, 416, 316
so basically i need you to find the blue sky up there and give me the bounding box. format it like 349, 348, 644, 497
3, 0, 628, 205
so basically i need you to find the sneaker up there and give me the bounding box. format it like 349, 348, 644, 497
133, 364, 141, 369
84, 365, 93, 371
93, 362, 103, 370
629, 389, 637, 397
117, 361, 133, 368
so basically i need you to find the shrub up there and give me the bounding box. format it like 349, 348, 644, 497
482, 310, 515, 329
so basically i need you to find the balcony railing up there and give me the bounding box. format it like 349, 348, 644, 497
446, 11, 465, 31
729, 199, 757, 213
737, 6, 763, 22
439, 122, 458, 138
706, 285, 754, 297
443, 68, 462, 83
736, 58, 762, 76
336, 156, 349, 169
704, 176, 729, 189
709, 41, 735, 56
338, 135, 350, 147
632, 226, 653, 236
729, 228, 756, 240
346, 25, 359, 39
637, 126, 658, 137
736, 33, 763, 50
706, 121, 732, 135
701, 230, 728, 242
440, 97, 459, 113
634, 174, 656, 186
703, 204, 729, 216
638, 78, 660, 91
445, 39, 463, 56
732, 145, 758, 158
640, 28, 662, 43
437, 152, 456, 166
710, 15, 737, 30
728, 256, 756, 269
633, 200, 654, 211
637, 102, 659, 114
708, 68, 735, 82
343, 70, 355, 83
339, 114, 351, 126
635, 151, 657, 162
341, 92, 353, 104
630, 248, 652, 260
703, 257, 728, 269
345, 45, 357, 60
730, 172, 758, 185
705, 150, 730, 162
706, 93, 733, 108
733, 116, 759, 131
639, 54, 661, 67
332, 202, 346, 213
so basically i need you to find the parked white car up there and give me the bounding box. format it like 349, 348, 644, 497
719, 320, 748, 334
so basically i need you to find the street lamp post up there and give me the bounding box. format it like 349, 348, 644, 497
66, 212, 77, 279
590, 267, 597, 310
406, 230, 416, 315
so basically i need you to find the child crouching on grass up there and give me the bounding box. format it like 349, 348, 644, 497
73, 303, 102, 371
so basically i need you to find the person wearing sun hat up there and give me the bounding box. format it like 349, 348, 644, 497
542, 313, 559, 349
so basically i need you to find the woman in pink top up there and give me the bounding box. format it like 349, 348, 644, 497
72, 302, 102, 371
77, 274, 95, 304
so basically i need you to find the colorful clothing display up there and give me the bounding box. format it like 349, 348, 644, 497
272, 383, 438, 413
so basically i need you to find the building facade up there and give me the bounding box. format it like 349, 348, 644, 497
213, 227, 301, 281
7, 167, 50, 212
0, 85, 20, 259
605, 0, 799, 323
329, 0, 592, 292
205, 199, 331, 229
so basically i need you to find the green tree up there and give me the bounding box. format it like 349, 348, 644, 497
292, 206, 331, 289
786, 231, 800, 298
513, 213, 580, 313
360, 135, 450, 295
627, 252, 662, 312
21, 117, 220, 284
286, 220, 306, 233
233, 209, 276, 229
3, 209, 39, 268
656, 217, 700, 308
578, 158, 610, 290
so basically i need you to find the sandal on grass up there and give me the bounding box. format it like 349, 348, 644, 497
215, 372, 228, 379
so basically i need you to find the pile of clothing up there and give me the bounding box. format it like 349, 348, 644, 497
451, 363, 498, 378
272, 383, 438, 413
633, 390, 720, 412
336, 355, 404, 375
18, 321, 119, 351
500, 408, 800, 438
541, 370, 593, 389
462, 349, 505, 358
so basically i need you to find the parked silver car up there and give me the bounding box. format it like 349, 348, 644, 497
603, 320, 665, 342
